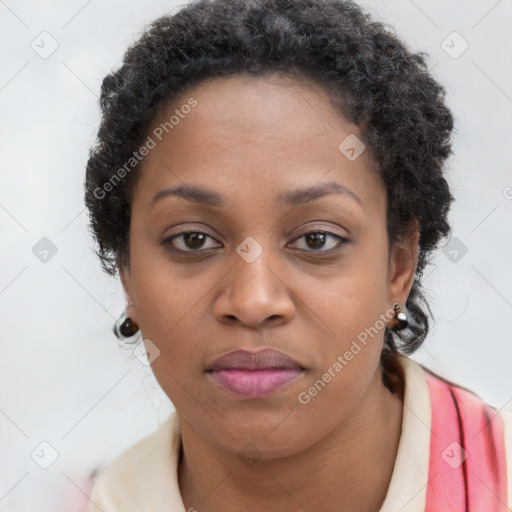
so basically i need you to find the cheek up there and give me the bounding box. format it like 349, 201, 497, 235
295, 276, 390, 434
305, 279, 387, 395
127, 239, 200, 367
129, 228, 207, 332
305, 231, 390, 390
294, 349, 379, 449
315, 230, 390, 341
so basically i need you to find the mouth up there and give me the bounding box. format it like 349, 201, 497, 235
205, 348, 306, 399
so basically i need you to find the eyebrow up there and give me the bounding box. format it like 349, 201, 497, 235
278, 181, 362, 207
151, 181, 362, 208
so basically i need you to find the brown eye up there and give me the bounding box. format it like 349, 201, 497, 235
183, 232, 206, 249
163, 231, 221, 252
290, 230, 349, 253
306, 232, 327, 249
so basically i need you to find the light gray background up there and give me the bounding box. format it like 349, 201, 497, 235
1, 0, 511, 510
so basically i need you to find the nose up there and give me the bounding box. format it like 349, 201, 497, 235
212, 245, 296, 329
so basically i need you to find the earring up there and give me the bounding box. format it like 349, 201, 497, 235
113, 303, 140, 344
391, 302, 408, 331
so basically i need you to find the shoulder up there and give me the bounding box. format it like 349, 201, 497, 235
414, 358, 510, 445
87, 413, 181, 512
405, 356, 512, 509
498, 407, 512, 504
494, 406, 512, 435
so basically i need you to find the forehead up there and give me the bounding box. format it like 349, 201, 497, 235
153, 73, 352, 151
133, 73, 383, 214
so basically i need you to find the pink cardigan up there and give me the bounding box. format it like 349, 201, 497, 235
424, 369, 508, 510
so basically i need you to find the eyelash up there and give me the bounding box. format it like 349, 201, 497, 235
162, 229, 350, 255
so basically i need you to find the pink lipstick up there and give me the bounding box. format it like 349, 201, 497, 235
205, 348, 305, 399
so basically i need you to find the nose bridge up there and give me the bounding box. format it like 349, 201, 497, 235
232, 235, 279, 299
214, 234, 295, 327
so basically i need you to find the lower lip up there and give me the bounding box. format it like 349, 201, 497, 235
207, 368, 304, 399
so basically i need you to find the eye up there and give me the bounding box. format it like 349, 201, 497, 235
163, 230, 221, 252
163, 229, 349, 255
289, 230, 349, 253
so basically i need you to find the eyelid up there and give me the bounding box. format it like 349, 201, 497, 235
164, 224, 221, 241
293, 223, 349, 239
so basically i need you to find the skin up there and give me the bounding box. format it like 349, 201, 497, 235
119, 73, 419, 512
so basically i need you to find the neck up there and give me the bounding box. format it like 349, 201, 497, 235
178, 362, 404, 512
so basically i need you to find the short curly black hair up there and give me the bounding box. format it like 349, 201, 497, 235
84, 0, 455, 384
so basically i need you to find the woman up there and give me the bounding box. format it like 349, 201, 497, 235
84, 0, 512, 510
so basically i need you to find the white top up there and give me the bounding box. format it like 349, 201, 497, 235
87, 355, 512, 512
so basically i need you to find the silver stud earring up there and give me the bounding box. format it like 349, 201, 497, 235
392, 302, 409, 331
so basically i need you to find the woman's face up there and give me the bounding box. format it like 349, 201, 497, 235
121, 73, 417, 458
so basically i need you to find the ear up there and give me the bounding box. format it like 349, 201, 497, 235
387, 220, 420, 308
118, 256, 138, 322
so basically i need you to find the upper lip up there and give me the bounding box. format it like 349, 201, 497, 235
206, 348, 304, 371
